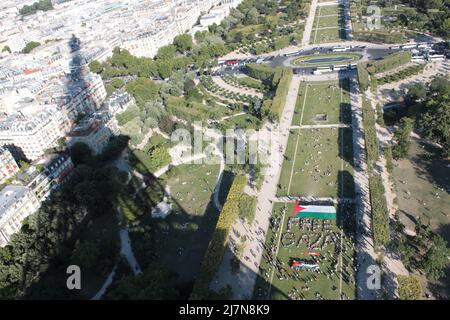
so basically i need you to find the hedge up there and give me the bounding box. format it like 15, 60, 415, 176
376, 64, 425, 84
246, 63, 278, 82
368, 175, 390, 247
362, 97, 390, 248
190, 175, 247, 299
271, 68, 293, 121
357, 62, 370, 91
362, 96, 379, 170
353, 31, 405, 44
370, 51, 412, 75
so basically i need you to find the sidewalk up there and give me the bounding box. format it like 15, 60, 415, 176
349, 74, 381, 300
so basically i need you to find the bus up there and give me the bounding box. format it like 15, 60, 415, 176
285, 50, 302, 57
332, 46, 350, 52
333, 64, 349, 71
316, 66, 333, 73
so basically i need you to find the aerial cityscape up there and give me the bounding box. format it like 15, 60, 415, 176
0, 0, 449, 302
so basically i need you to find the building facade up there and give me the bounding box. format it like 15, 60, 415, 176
0, 185, 40, 247
0, 108, 65, 161
0, 147, 19, 183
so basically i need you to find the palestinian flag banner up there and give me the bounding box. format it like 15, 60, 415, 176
292, 200, 336, 219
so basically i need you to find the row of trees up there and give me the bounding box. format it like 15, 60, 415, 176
270, 68, 293, 121
190, 175, 247, 299
362, 97, 390, 248
19, 0, 53, 16
357, 52, 412, 91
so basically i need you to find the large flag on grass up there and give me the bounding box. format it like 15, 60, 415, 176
292, 200, 336, 219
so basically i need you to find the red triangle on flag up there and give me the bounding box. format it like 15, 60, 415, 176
292, 200, 306, 216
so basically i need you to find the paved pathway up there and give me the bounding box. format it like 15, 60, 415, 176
342, 0, 353, 40
365, 90, 409, 298
91, 266, 117, 300
302, 0, 318, 46
291, 123, 351, 129
348, 74, 382, 300
119, 227, 143, 275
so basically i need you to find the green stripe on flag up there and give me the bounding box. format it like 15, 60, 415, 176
296, 212, 336, 219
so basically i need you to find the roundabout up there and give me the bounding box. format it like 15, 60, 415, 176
291, 53, 363, 67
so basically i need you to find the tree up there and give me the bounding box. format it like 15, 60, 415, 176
422, 235, 450, 281
21, 41, 41, 54
174, 34, 193, 53
159, 114, 175, 135
71, 240, 101, 270
98, 135, 130, 162
156, 45, 177, 61
88, 60, 103, 74
244, 7, 259, 25
442, 18, 450, 38
1, 46, 11, 53
70, 142, 93, 166
110, 78, 125, 89
392, 118, 414, 159
184, 78, 196, 97
405, 83, 426, 106
108, 265, 178, 299
398, 276, 422, 300
416, 77, 450, 157
156, 60, 173, 79
126, 78, 161, 105
19, 0, 53, 16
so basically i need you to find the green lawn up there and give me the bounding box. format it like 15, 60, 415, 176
393, 139, 450, 242
131, 163, 223, 295
253, 202, 356, 300
292, 80, 351, 126
292, 53, 362, 67
318, 5, 341, 15
277, 128, 354, 198
312, 5, 346, 44
160, 164, 221, 216
312, 27, 345, 44
318, 15, 340, 28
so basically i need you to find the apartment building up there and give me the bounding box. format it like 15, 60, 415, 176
0, 147, 19, 184
0, 109, 64, 161
0, 185, 40, 247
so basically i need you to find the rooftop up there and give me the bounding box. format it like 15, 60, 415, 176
0, 185, 30, 219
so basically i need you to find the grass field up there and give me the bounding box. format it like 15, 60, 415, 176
392, 138, 450, 242
312, 4, 346, 44
160, 163, 221, 216
277, 128, 354, 198
292, 53, 362, 67
253, 202, 356, 300
292, 80, 352, 126
131, 163, 223, 294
